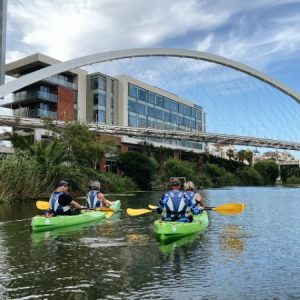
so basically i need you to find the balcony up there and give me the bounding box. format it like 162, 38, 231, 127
14, 108, 57, 119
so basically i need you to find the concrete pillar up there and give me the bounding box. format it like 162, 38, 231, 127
0, 0, 7, 85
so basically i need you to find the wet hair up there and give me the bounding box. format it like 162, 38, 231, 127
184, 181, 195, 191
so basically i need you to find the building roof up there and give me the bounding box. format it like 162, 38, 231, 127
5, 53, 87, 77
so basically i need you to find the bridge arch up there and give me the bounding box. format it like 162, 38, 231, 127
1, 48, 300, 104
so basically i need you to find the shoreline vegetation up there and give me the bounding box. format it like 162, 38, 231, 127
0, 121, 299, 202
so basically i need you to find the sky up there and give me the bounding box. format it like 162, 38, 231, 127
4, 0, 300, 157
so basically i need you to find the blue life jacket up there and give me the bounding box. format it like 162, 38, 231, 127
49, 192, 70, 213
158, 190, 191, 222
184, 191, 200, 215
86, 190, 101, 209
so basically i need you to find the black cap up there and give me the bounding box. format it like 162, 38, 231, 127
57, 180, 69, 187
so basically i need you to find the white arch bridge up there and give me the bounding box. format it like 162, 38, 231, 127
0, 48, 300, 150
1, 115, 300, 151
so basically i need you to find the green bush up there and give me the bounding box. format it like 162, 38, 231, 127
254, 160, 279, 185
0, 155, 45, 201
117, 152, 156, 190
285, 176, 300, 185
236, 167, 263, 186
164, 158, 196, 180
100, 172, 139, 193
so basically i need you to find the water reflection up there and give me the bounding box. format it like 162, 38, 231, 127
158, 233, 199, 253
219, 224, 246, 256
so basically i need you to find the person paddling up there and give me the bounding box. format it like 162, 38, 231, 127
49, 181, 84, 215
86, 181, 112, 209
184, 181, 205, 211
157, 179, 197, 222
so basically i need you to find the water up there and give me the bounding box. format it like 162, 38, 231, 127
0, 186, 300, 299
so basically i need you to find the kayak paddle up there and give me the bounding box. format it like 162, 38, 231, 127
127, 202, 244, 216
35, 200, 114, 212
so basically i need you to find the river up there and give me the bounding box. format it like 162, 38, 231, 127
0, 186, 300, 299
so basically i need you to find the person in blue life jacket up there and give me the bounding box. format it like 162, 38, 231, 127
49, 181, 84, 215
86, 181, 112, 209
157, 179, 198, 222
184, 181, 205, 212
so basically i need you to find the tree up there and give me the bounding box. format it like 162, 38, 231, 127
226, 149, 235, 160
164, 158, 196, 181
117, 152, 157, 190
254, 159, 279, 185
244, 150, 253, 166
46, 122, 116, 169
235, 150, 246, 163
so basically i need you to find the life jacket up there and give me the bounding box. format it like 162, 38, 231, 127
49, 192, 70, 213
86, 190, 101, 209
161, 190, 190, 221
184, 191, 201, 215
184, 191, 196, 205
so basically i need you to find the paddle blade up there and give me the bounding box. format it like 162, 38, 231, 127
126, 208, 152, 216
148, 204, 158, 210
105, 211, 114, 219
36, 200, 50, 210
212, 203, 245, 215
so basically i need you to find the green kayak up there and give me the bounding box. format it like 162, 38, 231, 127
153, 211, 209, 242
31, 200, 121, 232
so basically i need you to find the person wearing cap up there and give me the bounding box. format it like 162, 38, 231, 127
156, 179, 196, 222
49, 181, 84, 215
184, 181, 204, 212
86, 181, 112, 209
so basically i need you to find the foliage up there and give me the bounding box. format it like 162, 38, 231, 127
254, 159, 279, 185
117, 151, 157, 190
45, 122, 116, 169
236, 167, 263, 185
100, 172, 139, 193
285, 176, 300, 185
0, 155, 45, 201
164, 158, 196, 181
204, 163, 238, 186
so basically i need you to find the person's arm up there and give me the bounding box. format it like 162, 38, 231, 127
157, 194, 167, 214
71, 200, 85, 209
97, 193, 112, 207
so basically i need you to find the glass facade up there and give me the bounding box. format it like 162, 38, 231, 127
91, 76, 107, 124
127, 83, 203, 150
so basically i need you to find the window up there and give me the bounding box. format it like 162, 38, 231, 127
148, 92, 156, 104
163, 111, 171, 122
128, 100, 136, 112
138, 88, 147, 101
93, 94, 98, 105
99, 94, 106, 106
91, 77, 98, 90
156, 95, 164, 107
129, 115, 138, 127
179, 104, 185, 114
93, 110, 98, 122
99, 77, 106, 90
155, 109, 163, 120
164, 98, 172, 110
129, 84, 138, 98
137, 103, 146, 115
138, 117, 147, 127
147, 107, 156, 118
99, 110, 106, 123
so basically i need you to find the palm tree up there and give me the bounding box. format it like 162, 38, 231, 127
244, 150, 253, 166
226, 149, 235, 160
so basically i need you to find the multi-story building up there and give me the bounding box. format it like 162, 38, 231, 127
2, 53, 206, 157
2, 53, 87, 122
